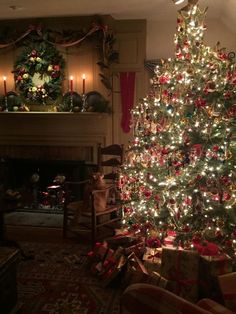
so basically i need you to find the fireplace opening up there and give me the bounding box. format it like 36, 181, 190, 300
1, 157, 91, 212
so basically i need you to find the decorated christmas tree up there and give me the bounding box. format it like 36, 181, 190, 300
119, 2, 236, 258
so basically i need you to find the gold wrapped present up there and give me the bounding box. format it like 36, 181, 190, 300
200, 254, 232, 277
198, 254, 232, 301
160, 247, 199, 302
218, 272, 236, 312
123, 252, 149, 287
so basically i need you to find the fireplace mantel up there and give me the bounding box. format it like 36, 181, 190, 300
0, 112, 111, 163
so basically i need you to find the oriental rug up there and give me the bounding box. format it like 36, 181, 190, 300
17, 242, 121, 314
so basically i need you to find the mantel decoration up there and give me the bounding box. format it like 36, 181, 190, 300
13, 41, 65, 105
0, 18, 118, 112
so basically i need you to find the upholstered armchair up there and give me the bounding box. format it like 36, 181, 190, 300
120, 283, 234, 314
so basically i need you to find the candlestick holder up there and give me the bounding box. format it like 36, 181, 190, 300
4, 96, 8, 112
70, 92, 73, 111
81, 93, 87, 112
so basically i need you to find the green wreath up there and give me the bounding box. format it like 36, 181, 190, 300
13, 41, 65, 104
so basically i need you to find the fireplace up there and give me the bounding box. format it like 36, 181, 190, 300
0, 112, 111, 162
0, 112, 111, 211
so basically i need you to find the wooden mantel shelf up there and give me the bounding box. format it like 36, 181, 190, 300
0, 112, 111, 163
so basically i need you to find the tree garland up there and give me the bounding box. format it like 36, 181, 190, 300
13, 41, 65, 104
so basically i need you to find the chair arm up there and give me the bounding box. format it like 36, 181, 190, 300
197, 298, 235, 314
120, 283, 211, 314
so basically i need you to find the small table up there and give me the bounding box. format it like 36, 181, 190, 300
0, 198, 21, 243
0, 247, 20, 314
0, 197, 34, 260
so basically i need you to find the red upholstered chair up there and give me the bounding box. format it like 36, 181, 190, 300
120, 283, 234, 314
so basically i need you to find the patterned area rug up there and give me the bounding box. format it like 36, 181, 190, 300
17, 242, 121, 314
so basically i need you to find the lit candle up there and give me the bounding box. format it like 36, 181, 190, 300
3, 76, 7, 96
82, 74, 86, 94
70, 76, 73, 93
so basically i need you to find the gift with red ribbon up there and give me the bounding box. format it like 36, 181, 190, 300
199, 253, 232, 301
123, 252, 149, 287
218, 272, 236, 312
163, 230, 176, 247
101, 247, 127, 287
87, 242, 114, 274
143, 247, 162, 273
105, 235, 145, 258
160, 247, 200, 302
200, 254, 232, 277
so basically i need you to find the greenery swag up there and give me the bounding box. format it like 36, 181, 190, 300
0, 18, 118, 110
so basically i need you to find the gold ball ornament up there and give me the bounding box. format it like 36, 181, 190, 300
193, 231, 202, 241
203, 228, 217, 241
230, 184, 236, 191
213, 117, 221, 123
216, 219, 225, 228
149, 229, 159, 237
225, 150, 232, 160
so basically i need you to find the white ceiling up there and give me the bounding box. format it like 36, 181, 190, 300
0, 0, 235, 33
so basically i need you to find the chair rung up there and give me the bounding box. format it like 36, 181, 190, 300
81, 206, 120, 217
96, 217, 121, 227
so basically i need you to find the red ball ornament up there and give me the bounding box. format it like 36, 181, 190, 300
159, 75, 170, 84
224, 239, 233, 247
182, 225, 190, 232
231, 231, 236, 238
213, 145, 219, 152
215, 230, 223, 239
30, 49, 37, 57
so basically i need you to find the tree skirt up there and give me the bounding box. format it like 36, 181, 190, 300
17, 242, 121, 314
5, 212, 63, 228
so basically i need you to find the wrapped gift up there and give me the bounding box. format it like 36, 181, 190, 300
101, 253, 127, 287
105, 235, 144, 249
123, 239, 146, 258
105, 235, 145, 258
200, 254, 232, 277
87, 242, 112, 261
87, 242, 114, 274
123, 252, 149, 287
147, 271, 168, 288
218, 272, 236, 312
143, 247, 162, 273
163, 230, 176, 247
160, 247, 199, 302
198, 254, 232, 301
99, 246, 124, 275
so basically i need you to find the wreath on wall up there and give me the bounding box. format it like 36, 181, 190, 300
13, 41, 65, 105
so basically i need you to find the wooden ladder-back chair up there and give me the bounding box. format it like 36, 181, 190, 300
97, 143, 124, 182
63, 176, 122, 247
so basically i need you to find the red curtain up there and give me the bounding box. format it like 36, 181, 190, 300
120, 72, 136, 133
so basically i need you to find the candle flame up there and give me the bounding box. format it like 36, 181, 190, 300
3, 76, 6, 81
70, 75, 73, 80
82, 74, 86, 79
